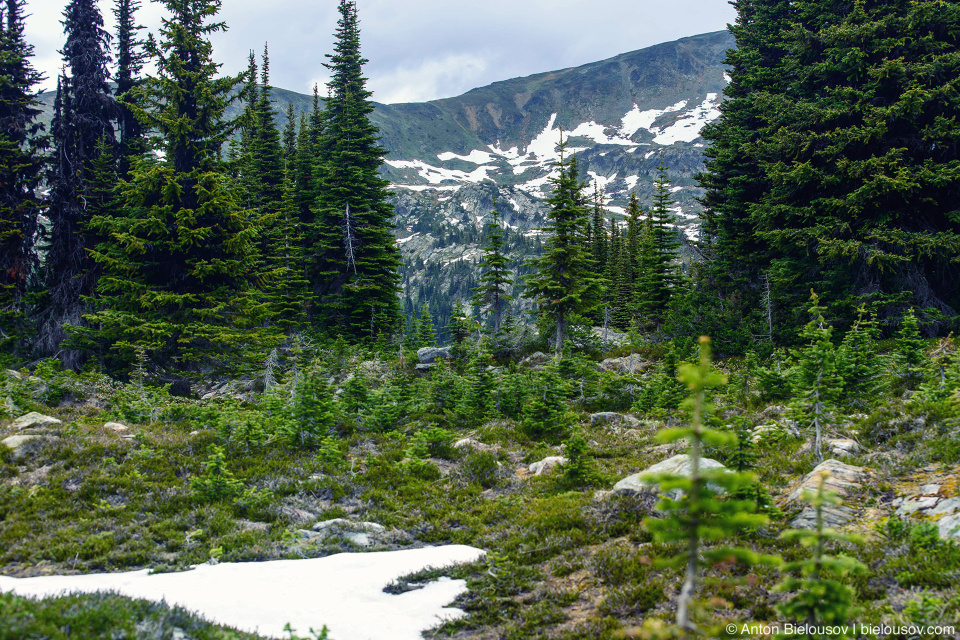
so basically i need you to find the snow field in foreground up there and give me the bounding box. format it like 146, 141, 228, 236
0, 545, 487, 640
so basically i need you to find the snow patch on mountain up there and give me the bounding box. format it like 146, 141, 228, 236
620, 100, 688, 138
385, 159, 497, 184
437, 150, 496, 164
651, 94, 721, 144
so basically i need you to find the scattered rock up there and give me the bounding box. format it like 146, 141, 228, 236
417, 347, 452, 364
11, 412, 62, 431
1, 435, 54, 459
453, 438, 500, 453
520, 352, 551, 367
280, 506, 317, 525
782, 459, 870, 530
939, 514, 960, 540
758, 405, 787, 420
785, 459, 869, 504
529, 456, 567, 476
589, 326, 629, 348
104, 422, 129, 433
891, 468, 960, 541
751, 422, 800, 442
598, 354, 651, 374
798, 438, 861, 457
415, 364, 435, 374
5, 370, 21, 380
613, 454, 730, 499
310, 518, 387, 547
590, 412, 641, 427
790, 504, 858, 529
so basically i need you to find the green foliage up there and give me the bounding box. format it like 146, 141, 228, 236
700, 0, 960, 335
777, 471, 865, 636
644, 336, 773, 630
557, 430, 600, 489
836, 305, 884, 404
0, 591, 270, 640
790, 292, 841, 463
288, 366, 336, 448
472, 206, 514, 333
308, 0, 402, 338
413, 303, 437, 349
894, 308, 926, 390
191, 446, 243, 502
520, 368, 575, 442
526, 141, 602, 353
85, 0, 270, 374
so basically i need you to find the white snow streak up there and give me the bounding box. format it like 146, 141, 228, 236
651, 94, 721, 145
437, 150, 495, 164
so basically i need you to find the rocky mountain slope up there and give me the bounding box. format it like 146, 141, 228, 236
34, 30, 735, 323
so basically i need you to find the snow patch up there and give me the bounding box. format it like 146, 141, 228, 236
650, 94, 721, 145
588, 171, 616, 192
385, 159, 496, 185
620, 100, 688, 138
0, 546, 486, 640
437, 150, 495, 165
624, 175, 640, 191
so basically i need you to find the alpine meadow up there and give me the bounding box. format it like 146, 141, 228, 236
3, 1, 960, 639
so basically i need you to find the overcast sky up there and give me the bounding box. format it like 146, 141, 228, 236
22, 0, 736, 104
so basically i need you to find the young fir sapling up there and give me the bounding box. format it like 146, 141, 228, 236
644, 336, 775, 632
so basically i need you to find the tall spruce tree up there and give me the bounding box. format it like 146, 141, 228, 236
700, 0, 960, 334
42, 0, 116, 366
84, 0, 264, 372
310, 0, 401, 338
472, 205, 514, 333
113, 0, 145, 177
526, 135, 601, 353
0, 0, 46, 348
635, 155, 681, 327
698, 0, 793, 294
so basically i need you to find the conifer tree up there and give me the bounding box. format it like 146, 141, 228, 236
526, 135, 602, 353
281, 102, 297, 172
0, 0, 46, 348
113, 0, 145, 177
701, 0, 960, 331
445, 297, 472, 357
635, 155, 680, 327
777, 471, 864, 635
292, 112, 314, 223
791, 292, 840, 463
414, 303, 437, 349
472, 206, 513, 333
310, 0, 401, 338
249, 44, 283, 214
589, 184, 608, 275
895, 308, 926, 391
645, 336, 773, 631
836, 305, 883, 405
42, 0, 116, 366
85, 0, 264, 372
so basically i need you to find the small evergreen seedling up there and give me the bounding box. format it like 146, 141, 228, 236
645, 336, 774, 632
776, 471, 865, 636
894, 308, 926, 390
192, 445, 243, 501
791, 292, 840, 463
836, 305, 884, 405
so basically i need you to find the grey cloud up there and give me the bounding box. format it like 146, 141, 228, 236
22, 0, 734, 102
